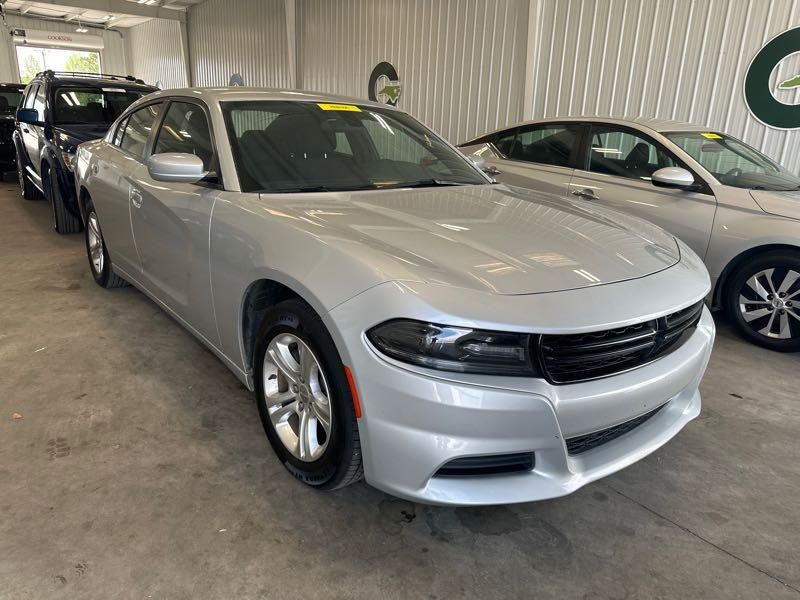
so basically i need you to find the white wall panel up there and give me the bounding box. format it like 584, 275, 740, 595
297, 0, 529, 144
0, 14, 127, 82
188, 0, 291, 88
528, 0, 800, 173
126, 18, 188, 88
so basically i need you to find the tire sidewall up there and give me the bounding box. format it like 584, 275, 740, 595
254, 300, 357, 488
726, 252, 800, 352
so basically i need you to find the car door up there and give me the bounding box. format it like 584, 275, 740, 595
20, 84, 43, 177
129, 99, 221, 343
486, 123, 580, 197
92, 103, 164, 276
568, 124, 717, 259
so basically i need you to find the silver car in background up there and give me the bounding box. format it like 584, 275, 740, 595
461, 117, 800, 352
75, 89, 714, 505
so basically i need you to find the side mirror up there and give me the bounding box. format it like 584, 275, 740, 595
467, 154, 501, 177
16, 107, 42, 125
146, 153, 207, 183
652, 167, 697, 191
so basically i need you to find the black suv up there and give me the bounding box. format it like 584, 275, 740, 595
14, 71, 157, 233
0, 83, 25, 172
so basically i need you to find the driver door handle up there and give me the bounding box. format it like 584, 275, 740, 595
130, 186, 143, 209
571, 188, 599, 200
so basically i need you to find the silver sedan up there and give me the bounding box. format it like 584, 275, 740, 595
461, 117, 800, 352
74, 89, 714, 505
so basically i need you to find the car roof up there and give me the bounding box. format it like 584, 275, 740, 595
141, 87, 402, 112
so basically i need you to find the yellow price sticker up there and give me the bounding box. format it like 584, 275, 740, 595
701, 132, 722, 139
317, 103, 361, 112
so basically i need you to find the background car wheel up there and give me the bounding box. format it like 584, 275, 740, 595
255, 299, 363, 490
17, 155, 42, 200
43, 164, 81, 234
84, 200, 128, 289
726, 250, 800, 352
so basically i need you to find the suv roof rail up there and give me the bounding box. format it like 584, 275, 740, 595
35, 70, 147, 85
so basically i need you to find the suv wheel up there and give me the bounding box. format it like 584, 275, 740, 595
44, 164, 81, 234
84, 200, 128, 289
255, 299, 363, 490
17, 154, 42, 200
726, 250, 800, 352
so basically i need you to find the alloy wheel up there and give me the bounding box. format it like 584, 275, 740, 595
738, 267, 800, 340
262, 333, 333, 462
86, 211, 105, 275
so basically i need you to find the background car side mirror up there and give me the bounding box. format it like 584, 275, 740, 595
467, 154, 501, 177
16, 108, 42, 126
652, 167, 698, 191
146, 153, 207, 183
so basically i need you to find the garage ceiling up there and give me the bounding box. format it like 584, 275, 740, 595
1, 0, 205, 27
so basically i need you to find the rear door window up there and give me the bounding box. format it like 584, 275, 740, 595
495, 124, 578, 168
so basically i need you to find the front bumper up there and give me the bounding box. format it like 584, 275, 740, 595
329, 294, 715, 506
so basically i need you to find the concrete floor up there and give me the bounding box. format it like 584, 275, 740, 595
1, 181, 798, 600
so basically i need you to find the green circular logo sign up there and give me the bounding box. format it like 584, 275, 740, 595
745, 26, 800, 129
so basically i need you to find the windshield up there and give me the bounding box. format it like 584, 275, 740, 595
665, 131, 800, 191
0, 90, 22, 112
53, 87, 149, 125
222, 101, 487, 193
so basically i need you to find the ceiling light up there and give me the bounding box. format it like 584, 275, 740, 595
76, 21, 88, 33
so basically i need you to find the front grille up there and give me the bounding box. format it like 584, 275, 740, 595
539, 301, 704, 384
566, 403, 668, 455
434, 452, 535, 477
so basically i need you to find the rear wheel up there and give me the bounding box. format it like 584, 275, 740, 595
726, 250, 800, 352
44, 164, 81, 234
84, 200, 128, 289
17, 154, 42, 200
255, 299, 363, 490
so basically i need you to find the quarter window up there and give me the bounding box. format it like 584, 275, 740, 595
494, 124, 578, 168
33, 85, 45, 117
587, 127, 679, 181
119, 103, 162, 159
23, 85, 37, 109
154, 102, 215, 170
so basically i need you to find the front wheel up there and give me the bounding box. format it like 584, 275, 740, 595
255, 299, 363, 490
726, 250, 800, 352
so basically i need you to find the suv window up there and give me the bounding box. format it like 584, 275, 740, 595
154, 102, 215, 169
495, 124, 578, 167
23, 85, 37, 109
33, 85, 46, 117
588, 126, 679, 181
119, 103, 162, 159
53, 87, 148, 125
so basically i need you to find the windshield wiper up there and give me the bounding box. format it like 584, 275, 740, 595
376, 179, 471, 190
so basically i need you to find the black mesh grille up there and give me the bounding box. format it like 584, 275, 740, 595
566, 403, 668, 455
434, 452, 535, 477
539, 301, 704, 384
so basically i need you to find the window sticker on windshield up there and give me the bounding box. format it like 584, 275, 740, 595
102, 88, 127, 93
317, 103, 361, 112
701, 132, 722, 139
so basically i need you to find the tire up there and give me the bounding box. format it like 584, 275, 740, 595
17, 154, 42, 200
44, 164, 82, 234
84, 200, 128, 289
725, 250, 800, 352
255, 299, 363, 490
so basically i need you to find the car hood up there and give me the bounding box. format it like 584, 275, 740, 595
54, 124, 110, 152
259, 185, 680, 295
750, 189, 800, 221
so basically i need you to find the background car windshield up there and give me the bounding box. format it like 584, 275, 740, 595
666, 132, 800, 191
222, 101, 487, 192
0, 90, 22, 113
53, 88, 148, 125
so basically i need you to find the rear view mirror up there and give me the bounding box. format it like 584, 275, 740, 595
147, 153, 207, 183
16, 107, 42, 125
652, 167, 697, 191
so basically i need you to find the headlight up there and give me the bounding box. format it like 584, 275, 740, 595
366, 319, 539, 376
61, 150, 76, 171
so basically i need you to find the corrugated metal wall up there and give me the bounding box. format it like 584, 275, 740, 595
528, 0, 800, 173
188, 0, 291, 88
0, 14, 127, 82
126, 18, 188, 88
297, 0, 529, 144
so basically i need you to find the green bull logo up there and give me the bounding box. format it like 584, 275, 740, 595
745, 26, 800, 129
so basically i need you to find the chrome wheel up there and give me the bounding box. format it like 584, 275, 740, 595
738, 268, 800, 339
87, 211, 104, 275
263, 333, 332, 462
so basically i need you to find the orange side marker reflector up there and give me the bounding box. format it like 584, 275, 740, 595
344, 366, 362, 419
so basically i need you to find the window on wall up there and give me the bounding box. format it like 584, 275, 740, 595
16, 46, 101, 84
